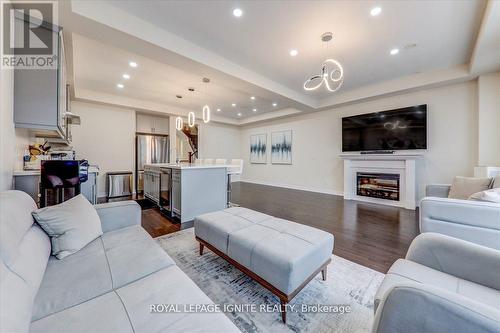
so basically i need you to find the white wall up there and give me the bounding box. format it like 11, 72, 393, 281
0, 67, 35, 191
0, 65, 15, 191
240, 81, 478, 198
199, 122, 241, 160
71, 101, 136, 197
477, 72, 500, 166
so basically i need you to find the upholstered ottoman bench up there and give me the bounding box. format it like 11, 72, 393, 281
194, 207, 334, 323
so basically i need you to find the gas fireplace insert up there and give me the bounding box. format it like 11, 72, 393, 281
357, 172, 400, 201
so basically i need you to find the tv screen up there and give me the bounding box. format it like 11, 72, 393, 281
342, 105, 427, 152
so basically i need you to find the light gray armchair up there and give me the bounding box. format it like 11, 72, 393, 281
420, 185, 500, 250
373, 233, 500, 333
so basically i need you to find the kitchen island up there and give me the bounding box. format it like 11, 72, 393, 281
144, 163, 229, 226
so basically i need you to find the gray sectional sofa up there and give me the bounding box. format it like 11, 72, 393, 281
373, 232, 500, 333
0, 190, 239, 333
421, 184, 500, 250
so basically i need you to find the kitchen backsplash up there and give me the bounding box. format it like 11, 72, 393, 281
15, 128, 44, 170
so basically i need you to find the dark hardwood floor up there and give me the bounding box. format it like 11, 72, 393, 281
105, 182, 419, 273
98, 194, 181, 237
141, 208, 180, 237
230, 182, 419, 273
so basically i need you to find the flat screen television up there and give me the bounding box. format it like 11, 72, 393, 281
342, 105, 427, 152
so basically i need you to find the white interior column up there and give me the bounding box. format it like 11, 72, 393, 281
477, 72, 500, 167
168, 116, 177, 163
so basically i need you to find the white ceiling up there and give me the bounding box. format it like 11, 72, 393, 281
72, 34, 286, 119
104, 0, 485, 100
64, 0, 495, 124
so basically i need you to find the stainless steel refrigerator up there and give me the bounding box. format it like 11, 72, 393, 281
136, 134, 169, 194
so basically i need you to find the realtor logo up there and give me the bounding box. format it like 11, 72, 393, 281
1, 1, 57, 69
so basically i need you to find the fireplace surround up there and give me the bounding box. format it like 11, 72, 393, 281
340, 153, 423, 209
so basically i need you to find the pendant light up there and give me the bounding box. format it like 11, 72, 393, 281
202, 77, 211, 123
202, 105, 210, 123
188, 112, 195, 127
175, 116, 183, 131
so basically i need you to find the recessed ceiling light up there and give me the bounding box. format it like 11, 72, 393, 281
289, 49, 298, 57
390, 48, 399, 55
272, 102, 277, 107
404, 43, 417, 50
216, 108, 221, 112
129, 61, 138, 68
237, 112, 242, 117
122, 74, 130, 79
233, 8, 243, 17
252, 108, 257, 112
231, 103, 236, 107
176, 95, 182, 99
250, 96, 255, 100
117, 83, 124, 89
370, 7, 382, 16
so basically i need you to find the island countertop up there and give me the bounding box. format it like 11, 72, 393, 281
144, 163, 231, 170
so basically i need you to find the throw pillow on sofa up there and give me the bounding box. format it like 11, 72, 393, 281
32, 194, 103, 259
448, 176, 492, 200
492, 175, 500, 188
468, 188, 500, 203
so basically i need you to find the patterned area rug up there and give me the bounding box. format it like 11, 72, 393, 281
156, 229, 384, 333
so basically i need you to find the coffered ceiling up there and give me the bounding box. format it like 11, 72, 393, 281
61, 0, 498, 125
72, 34, 290, 120
107, 0, 483, 97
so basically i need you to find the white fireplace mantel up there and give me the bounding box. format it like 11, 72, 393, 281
340, 153, 424, 209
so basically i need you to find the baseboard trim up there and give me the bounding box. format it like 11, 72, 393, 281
238, 179, 344, 197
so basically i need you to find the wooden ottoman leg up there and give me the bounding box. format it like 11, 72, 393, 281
199, 242, 204, 255
280, 299, 287, 323
321, 267, 327, 281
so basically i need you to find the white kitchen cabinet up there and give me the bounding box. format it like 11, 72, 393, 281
136, 114, 154, 133
144, 170, 160, 203
171, 169, 181, 215
14, 25, 69, 141
136, 113, 169, 134
153, 117, 169, 135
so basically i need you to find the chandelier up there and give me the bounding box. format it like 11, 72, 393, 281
201, 77, 210, 124
303, 32, 344, 93
176, 78, 211, 130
